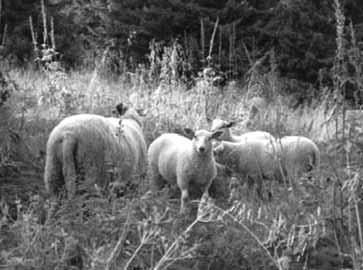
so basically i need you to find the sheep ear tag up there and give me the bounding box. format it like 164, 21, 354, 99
116, 119, 124, 136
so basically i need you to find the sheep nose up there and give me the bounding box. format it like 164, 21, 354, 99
199, 146, 206, 153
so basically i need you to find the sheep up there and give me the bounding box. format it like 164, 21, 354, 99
210, 118, 277, 199
44, 102, 147, 199
211, 118, 320, 198
147, 129, 223, 212
276, 136, 320, 181
210, 118, 275, 142
213, 138, 280, 200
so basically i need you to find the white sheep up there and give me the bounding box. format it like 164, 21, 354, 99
147, 129, 223, 212
210, 118, 275, 142
276, 136, 320, 181
44, 103, 147, 198
213, 138, 280, 199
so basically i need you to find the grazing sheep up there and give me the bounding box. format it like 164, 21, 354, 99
44, 103, 147, 198
213, 138, 280, 199
210, 118, 275, 142
147, 129, 223, 212
277, 136, 320, 181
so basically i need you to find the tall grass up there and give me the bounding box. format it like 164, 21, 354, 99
0, 60, 355, 270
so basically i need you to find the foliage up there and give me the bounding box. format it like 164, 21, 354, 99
2, 0, 363, 97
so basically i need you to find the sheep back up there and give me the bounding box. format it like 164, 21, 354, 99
44, 113, 146, 197
239, 131, 275, 142
210, 119, 275, 142
107, 117, 147, 175
214, 139, 279, 180
278, 136, 320, 178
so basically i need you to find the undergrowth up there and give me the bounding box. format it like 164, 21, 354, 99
0, 63, 361, 270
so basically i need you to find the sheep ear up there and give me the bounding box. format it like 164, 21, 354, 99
184, 128, 195, 138
210, 130, 224, 140
115, 102, 128, 116
225, 121, 237, 128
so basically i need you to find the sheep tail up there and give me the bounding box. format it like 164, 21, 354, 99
309, 145, 320, 171
313, 146, 320, 169
62, 135, 78, 198
44, 147, 56, 196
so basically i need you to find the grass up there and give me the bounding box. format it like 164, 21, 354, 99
0, 64, 362, 270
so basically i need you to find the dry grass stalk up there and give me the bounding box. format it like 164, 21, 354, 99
0, 0, 2, 27
87, 47, 110, 105
50, 16, 55, 50
153, 214, 202, 270
229, 23, 236, 77
29, 16, 37, 51
1, 23, 7, 46
348, 21, 362, 106
41, 0, 47, 45
218, 25, 222, 67
232, 22, 236, 76
333, 0, 345, 106
105, 203, 132, 270
207, 17, 219, 65
242, 41, 253, 66
229, 25, 232, 74
200, 17, 205, 63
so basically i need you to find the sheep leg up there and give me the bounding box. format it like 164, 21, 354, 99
62, 135, 77, 199
178, 178, 190, 213
254, 176, 264, 201
148, 163, 165, 191
180, 188, 189, 213
201, 178, 214, 201
244, 175, 255, 201
44, 155, 62, 220
44, 149, 63, 197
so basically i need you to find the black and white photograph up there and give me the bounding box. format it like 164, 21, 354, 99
1, 1, 363, 269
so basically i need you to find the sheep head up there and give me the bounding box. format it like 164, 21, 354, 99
114, 102, 146, 127
115, 102, 128, 116
211, 119, 238, 131
212, 142, 233, 167
184, 128, 223, 155
210, 119, 239, 141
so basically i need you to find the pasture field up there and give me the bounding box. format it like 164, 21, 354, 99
0, 66, 362, 270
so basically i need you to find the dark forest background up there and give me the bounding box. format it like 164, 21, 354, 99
1, 0, 363, 97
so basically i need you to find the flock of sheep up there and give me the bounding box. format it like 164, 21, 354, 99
43, 102, 320, 213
